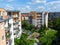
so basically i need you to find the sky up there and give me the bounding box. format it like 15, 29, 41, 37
0, 0, 60, 13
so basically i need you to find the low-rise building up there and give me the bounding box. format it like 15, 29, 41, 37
21, 13, 29, 21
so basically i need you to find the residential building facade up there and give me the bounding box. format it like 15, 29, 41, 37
29, 11, 48, 28
0, 21, 6, 45
21, 13, 29, 21
0, 8, 8, 45
48, 12, 60, 21
48, 12, 60, 28
21, 11, 48, 28
0, 8, 22, 45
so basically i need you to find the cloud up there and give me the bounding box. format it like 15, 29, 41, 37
27, 0, 60, 12
0, 0, 3, 2
18, 8, 29, 13
32, 0, 46, 4
27, 0, 46, 5
27, 2, 32, 5
47, 1, 60, 5
32, 0, 46, 3
3, 0, 60, 12
46, 1, 60, 12
36, 6, 45, 12
26, 5, 31, 9
18, 5, 31, 13
7, 0, 14, 2
5, 4, 13, 10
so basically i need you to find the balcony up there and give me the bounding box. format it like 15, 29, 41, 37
14, 27, 20, 34
13, 15, 18, 18
14, 28, 20, 38
37, 15, 42, 18
5, 27, 9, 30
37, 20, 40, 22
6, 31, 12, 45
37, 20, 42, 23
13, 21, 19, 25
14, 30, 18, 33
14, 27, 20, 31
5, 24, 11, 34
13, 25, 18, 29
6, 38, 12, 45
14, 34, 18, 38
37, 18, 42, 20
14, 31, 20, 38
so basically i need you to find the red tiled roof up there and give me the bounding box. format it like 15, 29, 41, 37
21, 13, 29, 17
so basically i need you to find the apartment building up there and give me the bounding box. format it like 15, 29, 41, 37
0, 8, 22, 45
0, 8, 8, 45
6, 10, 22, 38
29, 11, 48, 28
21, 11, 48, 28
48, 12, 60, 28
21, 13, 29, 21
0, 18, 6, 45
48, 12, 60, 21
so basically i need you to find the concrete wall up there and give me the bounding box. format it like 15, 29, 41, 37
22, 17, 28, 21
32, 19, 37, 27
0, 22, 6, 45
0, 8, 7, 18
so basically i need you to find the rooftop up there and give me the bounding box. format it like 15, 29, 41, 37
6, 10, 20, 12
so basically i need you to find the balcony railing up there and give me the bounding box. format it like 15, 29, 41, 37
13, 21, 19, 25
14, 27, 19, 30
6, 38, 12, 45
14, 30, 20, 38
13, 25, 18, 28
37, 18, 42, 20
14, 30, 18, 33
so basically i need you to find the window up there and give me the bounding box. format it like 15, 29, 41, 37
2, 35, 4, 41
7, 12, 11, 16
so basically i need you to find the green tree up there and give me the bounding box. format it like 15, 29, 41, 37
48, 18, 60, 44
53, 18, 60, 30
22, 20, 34, 30
15, 34, 36, 45
53, 18, 60, 44
22, 20, 28, 28
48, 21, 53, 28
39, 29, 57, 45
